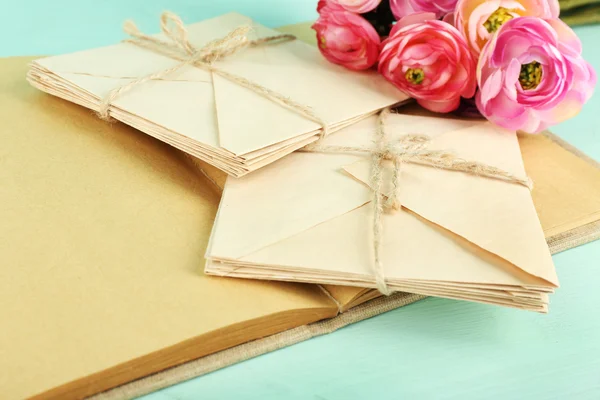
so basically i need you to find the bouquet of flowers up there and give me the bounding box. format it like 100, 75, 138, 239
313, 0, 596, 133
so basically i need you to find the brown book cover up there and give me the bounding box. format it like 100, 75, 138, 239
1, 56, 339, 400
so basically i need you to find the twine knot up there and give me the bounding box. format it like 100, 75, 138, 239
122, 12, 252, 64
301, 108, 533, 295
98, 12, 331, 137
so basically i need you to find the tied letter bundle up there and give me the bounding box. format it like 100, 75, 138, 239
206, 112, 559, 312
27, 12, 409, 177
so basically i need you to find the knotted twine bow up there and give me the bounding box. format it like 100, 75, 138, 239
302, 108, 533, 295
98, 11, 329, 137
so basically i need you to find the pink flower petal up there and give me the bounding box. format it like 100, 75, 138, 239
545, 18, 582, 54
313, 10, 381, 70
389, 0, 417, 20
333, 0, 382, 13
395, 12, 438, 31
418, 96, 461, 113
480, 69, 504, 104
379, 19, 477, 110
443, 12, 455, 25
534, 90, 584, 125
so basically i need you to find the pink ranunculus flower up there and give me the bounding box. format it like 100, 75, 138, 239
477, 17, 596, 134
317, 0, 344, 12
378, 14, 477, 113
312, 6, 381, 71
331, 0, 382, 13
390, 0, 458, 20
453, 0, 560, 56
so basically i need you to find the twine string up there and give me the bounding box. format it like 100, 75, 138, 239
98, 12, 329, 137
301, 108, 533, 294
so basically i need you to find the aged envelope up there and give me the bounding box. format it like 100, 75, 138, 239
205, 114, 559, 312
27, 12, 407, 177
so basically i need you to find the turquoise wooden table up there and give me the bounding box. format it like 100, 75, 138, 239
3, 1, 600, 398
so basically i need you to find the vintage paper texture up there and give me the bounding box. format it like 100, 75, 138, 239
27, 13, 407, 176
0, 56, 338, 400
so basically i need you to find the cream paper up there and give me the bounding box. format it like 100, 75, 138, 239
206, 114, 559, 312
27, 12, 407, 177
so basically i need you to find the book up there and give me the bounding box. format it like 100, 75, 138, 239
3, 49, 600, 399
0, 55, 336, 400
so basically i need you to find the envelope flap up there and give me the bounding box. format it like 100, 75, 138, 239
211, 43, 404, 155
43, 71, 221, 149
238, 201, 549, 288
211, 71, 321, 155
344, 121, 558, 286
207, 150, 372, 260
